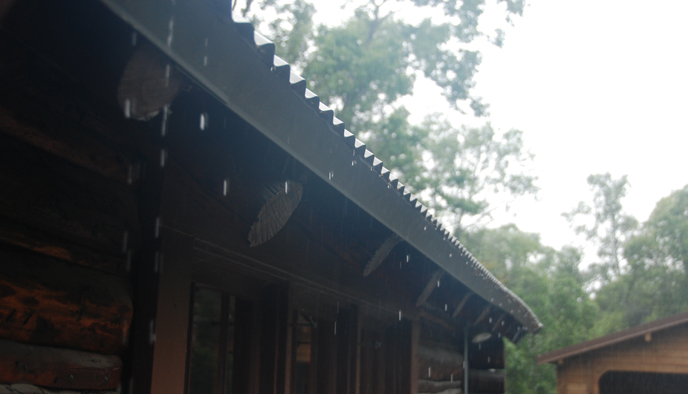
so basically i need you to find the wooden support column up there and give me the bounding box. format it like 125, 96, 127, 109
126, 119, 167, 394
259, 283, 291, 394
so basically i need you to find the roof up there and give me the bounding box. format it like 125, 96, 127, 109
538, 311, 688, 364
98, 0, 542, 335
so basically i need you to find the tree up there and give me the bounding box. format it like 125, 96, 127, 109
564, 173, 638, 284
239, 0, 537, 233
462, 225, 598, 394
594, 185, 688, 330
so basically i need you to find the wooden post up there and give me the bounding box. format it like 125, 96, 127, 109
259, 283, 291, 394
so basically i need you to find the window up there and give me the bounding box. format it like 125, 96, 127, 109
186, 285, 250, 394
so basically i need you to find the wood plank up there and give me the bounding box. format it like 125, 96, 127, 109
0, 217, 125, 275
0, 339, 121, 390
0, 247, 132, 354
0, 383, 118, 394
417, 379, 462, 394
415, 271, 444, 307
0, 134, 139, 259
417, 344, 463, 382
0, 104, 140, 187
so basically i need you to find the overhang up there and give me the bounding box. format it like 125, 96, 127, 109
98, 0, 542, 335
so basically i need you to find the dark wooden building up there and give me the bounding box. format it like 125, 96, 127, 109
538, 312, 688, 394
0, 1, 541, 394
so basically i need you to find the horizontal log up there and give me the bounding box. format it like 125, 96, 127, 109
0, 247, 132, 354
0, 217, 125, 275
418, 344, 463, 381
418, 379, 462, 393
469, 337, 505, 370
468, 370, 505, 394
0, 383, 119, 394
0, 134, 139, 258
0, 339, 120, 390
0, 105, 140, 186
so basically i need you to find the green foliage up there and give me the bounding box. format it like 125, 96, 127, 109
564, 173, 638, 283
462, 226, 599, 394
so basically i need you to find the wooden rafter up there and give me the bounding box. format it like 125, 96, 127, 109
416, 270, 445, 307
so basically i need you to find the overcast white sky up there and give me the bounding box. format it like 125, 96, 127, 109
309, 0, 688, 258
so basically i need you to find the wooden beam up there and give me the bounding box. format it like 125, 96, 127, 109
417, 380, 462, 394
474, 306, 491, 325
417, 344, 463, 381
416, 270, 444, 307
0, 217, 125, 275
0, 105, 141, 187
0, 384, 118, 394
452, 292, 474, 318
491, 314, 506, 332
0, 134, 140, 259
0, 247, 132, 354
362, 234, 401, 276
0, 339, 121, 390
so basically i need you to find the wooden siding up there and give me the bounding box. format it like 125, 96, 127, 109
555, 324, 688, 394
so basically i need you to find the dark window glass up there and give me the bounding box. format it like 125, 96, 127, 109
187, 286, 243, 394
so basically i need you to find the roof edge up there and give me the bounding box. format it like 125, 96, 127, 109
98, 0, 542, 334
538, 311, 688, 364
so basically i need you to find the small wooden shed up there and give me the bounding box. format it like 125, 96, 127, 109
538, 311, 688, 394
0, 1, 540, 394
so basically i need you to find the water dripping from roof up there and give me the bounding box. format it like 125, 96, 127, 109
161, 105, 169, 137
200, 112, 208, 130
167, 17, 174, 47
165, 64, 171, 88
123, 98, 131, 118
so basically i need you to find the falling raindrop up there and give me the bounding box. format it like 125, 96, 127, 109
131, 31, 138, 46
123, 98, 131, 118
223, 178, 230, 196
154, 217, 161, 238
437, 280, 440, 287
334, 321, 337, 335
122, 231, 129, 253
489, 317, 492, 323
284, 181, 289, 194
445, 304, 448, 311
200, 112, 208, 130
161, 105, 169, 136
398, 311, 402, 321
127, 165, 133, 184
428, 367, 431, 377
165, 64, 171, 88
406, 254, 410, 263
328, 171, 334, 180
167, 18, 174, 47
160, 149, 167, 168
203, 56, 208, 66
352, 160, 357, 166
488, 356, 491, 363
449, 253, 452, 257
424, 226, 427, 230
